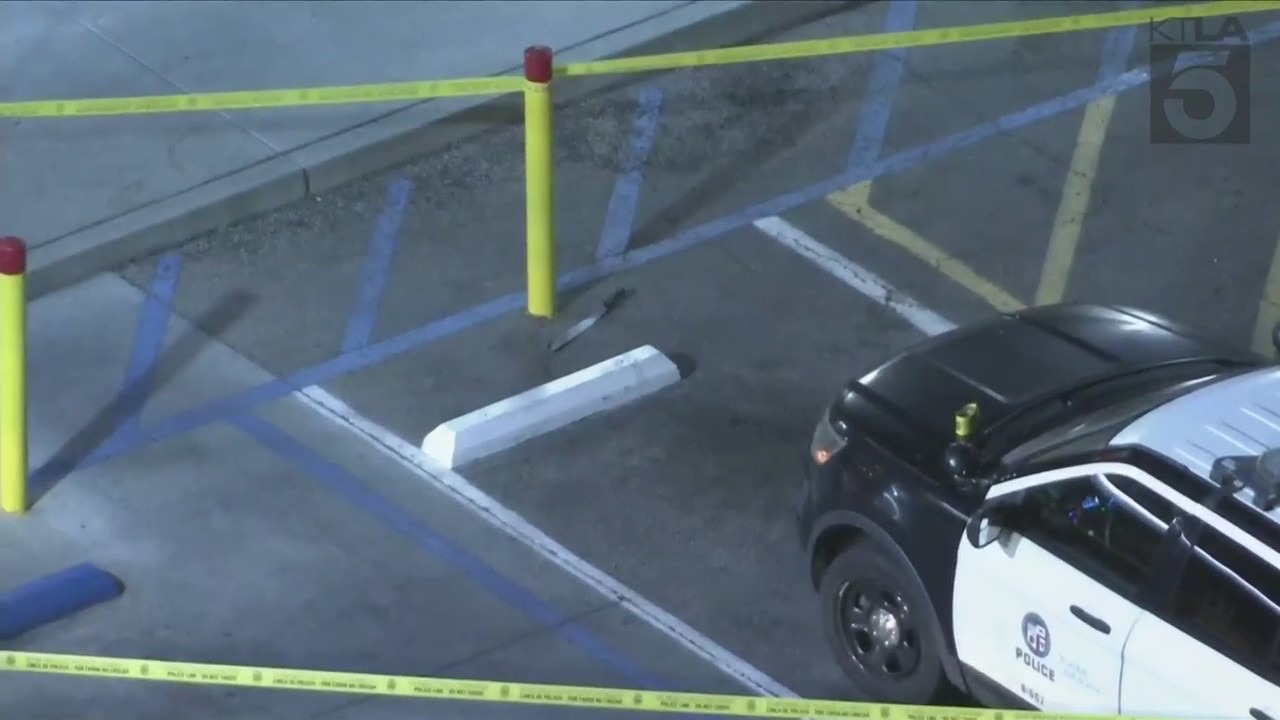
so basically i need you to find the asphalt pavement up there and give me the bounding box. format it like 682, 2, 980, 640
1, 273, 752, 720
23, 0, 1279, 714
6, 0, 781, 295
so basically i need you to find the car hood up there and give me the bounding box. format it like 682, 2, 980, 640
837, 304, 1258, 465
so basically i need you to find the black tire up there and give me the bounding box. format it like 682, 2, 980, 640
818, 542, 946, 705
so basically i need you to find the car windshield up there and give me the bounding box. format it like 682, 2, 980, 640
991, 361, 1248, 467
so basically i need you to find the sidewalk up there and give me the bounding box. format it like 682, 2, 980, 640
1, 0, 851, 296
0, 273, 749, 720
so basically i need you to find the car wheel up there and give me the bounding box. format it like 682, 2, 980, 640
819, 543, 946, 705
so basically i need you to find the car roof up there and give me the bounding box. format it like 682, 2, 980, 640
1112, 365, 1280, 522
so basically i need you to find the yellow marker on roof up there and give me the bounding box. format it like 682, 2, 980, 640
955, 402, 980, 441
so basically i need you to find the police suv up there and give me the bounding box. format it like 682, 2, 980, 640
797, 304, 1280, 718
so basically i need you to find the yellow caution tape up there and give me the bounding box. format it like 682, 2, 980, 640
559, 0, 1280, 76
0, 650, 1165, 720
2, 1, 1276, 118
0, 76, 523, 119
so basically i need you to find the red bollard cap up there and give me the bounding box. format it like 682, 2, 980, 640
0, 237, 27, 276
524, 46, 553, 83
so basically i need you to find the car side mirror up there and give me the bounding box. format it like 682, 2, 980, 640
965, 500, 1014, 549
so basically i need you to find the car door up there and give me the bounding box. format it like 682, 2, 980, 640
953, 462, 1183, 714
1121, 516, 1280, 719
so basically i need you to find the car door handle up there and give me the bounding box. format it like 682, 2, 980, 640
1251, 708, 1275, 720
1069, 605, 1111, 634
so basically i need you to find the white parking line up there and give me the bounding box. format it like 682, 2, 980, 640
752, 216, 956, 337
296, 385, 801, 699
291, 215, 947, 701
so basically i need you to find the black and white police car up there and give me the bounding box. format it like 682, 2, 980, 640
797, 303, 1280, 718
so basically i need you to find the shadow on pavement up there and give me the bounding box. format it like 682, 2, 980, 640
28, 290, 257, 506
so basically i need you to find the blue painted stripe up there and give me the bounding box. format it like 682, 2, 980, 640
597, 87, 664, 262
61, 20, 1280, 474
117, 252, 182, 439
0, 563, 124, 640
64, 64, 1198, 470
341, 177, 414, 353
847, 0, 918, 169
1098, 9, 1137, 81
229, 413, 672, 689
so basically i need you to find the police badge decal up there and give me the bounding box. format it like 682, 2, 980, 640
1017, 612, 1055, 682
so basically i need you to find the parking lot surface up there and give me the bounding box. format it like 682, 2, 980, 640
10, 0, 1275, 715
2, 274, 751, 720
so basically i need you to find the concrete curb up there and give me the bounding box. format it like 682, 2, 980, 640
0, 562, 125, 640
421, 345, 681, 469
27, 0, 865, 299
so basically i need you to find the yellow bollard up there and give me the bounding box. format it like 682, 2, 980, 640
0, 237, 26, 515
524, 45, 555, 319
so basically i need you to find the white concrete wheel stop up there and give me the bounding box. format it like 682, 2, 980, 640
421, 344, 682, 469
